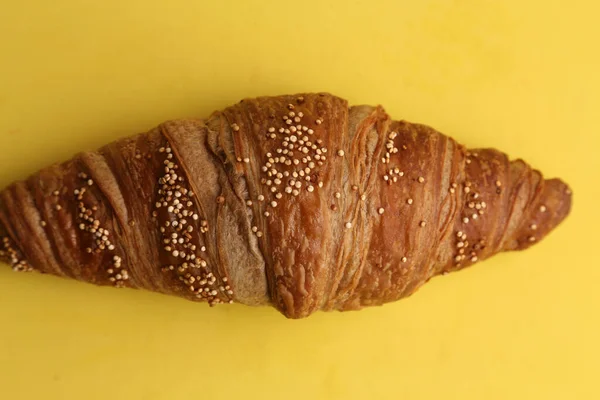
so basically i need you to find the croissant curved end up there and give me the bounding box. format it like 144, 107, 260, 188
505, 177, 572, 252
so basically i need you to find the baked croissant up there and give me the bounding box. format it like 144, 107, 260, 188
0, 93, 572, 318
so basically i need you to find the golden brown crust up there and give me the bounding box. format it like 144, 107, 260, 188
0, 92, 572, 318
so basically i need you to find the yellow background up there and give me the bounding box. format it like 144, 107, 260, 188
1, 1, 598, 399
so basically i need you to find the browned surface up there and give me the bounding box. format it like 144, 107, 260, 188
0, 93, 572, 318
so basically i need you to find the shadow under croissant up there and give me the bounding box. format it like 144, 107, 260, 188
0, 92, 572, 319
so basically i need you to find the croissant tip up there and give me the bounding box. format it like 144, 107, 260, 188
548, 177, 573, 219
514, 177, 572, 251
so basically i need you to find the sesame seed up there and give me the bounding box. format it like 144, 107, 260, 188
401, 257, 407, 263
258, 195, 265, 201
419, 221, 426, 227
337, 150, 345, 157
231, 123, 240, 132
378, 207, 385, 215
495, 180, 502, 187
471, 256, 478, 262
55, 205, 62, 211
530, 224, 537, 230
335, 192, 341, 199
360, 194, 366, 201
418, 177, 425, 183
539, 205, 547, 212
345, 222, 352, 229
407, 198, 413, 205
463, 217, 469, 223
271, 201, 278, 207
528, 236, 536, 242
256, 231, 263, 238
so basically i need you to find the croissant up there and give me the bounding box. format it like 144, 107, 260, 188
0, 93, 572, 318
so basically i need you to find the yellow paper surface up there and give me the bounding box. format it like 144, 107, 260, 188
0, 1, 598, 399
